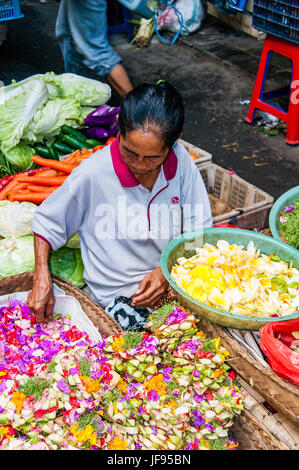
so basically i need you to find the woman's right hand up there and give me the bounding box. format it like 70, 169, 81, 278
27, 269, 54, 323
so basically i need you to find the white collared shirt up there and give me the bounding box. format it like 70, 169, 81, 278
32, 139, 212, 307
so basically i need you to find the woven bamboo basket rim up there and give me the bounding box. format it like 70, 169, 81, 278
199, 316, 299, 424
0, 272, 123, 338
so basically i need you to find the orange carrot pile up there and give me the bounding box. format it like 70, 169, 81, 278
0, 147, 94, 205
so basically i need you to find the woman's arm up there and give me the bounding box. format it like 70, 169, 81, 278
27, 235, 55, 323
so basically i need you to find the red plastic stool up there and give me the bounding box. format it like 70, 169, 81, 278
245, 34, 299, 146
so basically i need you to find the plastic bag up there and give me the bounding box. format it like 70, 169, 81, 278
259, 319, 299, 386
156, 0, 205, 36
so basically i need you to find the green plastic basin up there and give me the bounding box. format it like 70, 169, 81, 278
161, 228, 299, 330
269, 185, 299, 248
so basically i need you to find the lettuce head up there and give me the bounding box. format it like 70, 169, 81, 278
0, 78, 48, 152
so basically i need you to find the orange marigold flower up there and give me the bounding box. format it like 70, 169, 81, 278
107, 435, 128, 450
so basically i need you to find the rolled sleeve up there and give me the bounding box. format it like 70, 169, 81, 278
32, 180, 84, 251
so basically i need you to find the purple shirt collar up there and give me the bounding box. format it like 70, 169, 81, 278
110, 137, 178, 188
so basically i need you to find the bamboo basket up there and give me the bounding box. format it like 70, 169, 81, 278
0, 272, 122, 337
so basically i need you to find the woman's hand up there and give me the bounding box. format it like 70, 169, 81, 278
27, 234, 54, 323
131, 267, 168, 308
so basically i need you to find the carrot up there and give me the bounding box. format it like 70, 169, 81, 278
0, 178, 26, 200
27, 185, 60, 193
16, 176, 67, 186
5, 183, 29, 200
31, 156, 75, 174
9, 189, 56, 204
34, 169, 58, 178
92, 145, 104, 153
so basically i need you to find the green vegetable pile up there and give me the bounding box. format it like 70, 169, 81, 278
279, 200, 299, 250
0, 72, 111, 172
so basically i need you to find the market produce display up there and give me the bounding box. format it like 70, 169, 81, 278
0, 73, 111, 173
0, 200, 85, 287
279, 200, 299, 250
0, 136, 116, 205
0, 301, 244, 450
171, 240, 299, 318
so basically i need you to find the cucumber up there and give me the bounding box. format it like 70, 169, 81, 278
34, 145, 52, 159
85, 138, 103, 148
62, 134, 85, 150
48, 143, 59, 160
53, 142, 73, 155
61, 125, 87, 144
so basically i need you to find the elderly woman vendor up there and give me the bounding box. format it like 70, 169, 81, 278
28, 82, 212, 323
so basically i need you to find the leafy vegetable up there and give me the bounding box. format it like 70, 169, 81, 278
0, 151, 18, 178
49, 247, 85, 288
66, 233, 81, 249
0, 200, 37, 238
0, 78, 47, 153
3, 142, 36, 170
24, 98, 81, 142
279, 200, 299, 250
19, 378, 51, 401
44, 72, 111, 107
78, 357, 91, 377
124, 331, 143, 350
0, 235, 35, 278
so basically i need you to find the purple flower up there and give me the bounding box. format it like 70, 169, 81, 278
205, 422, 215, 432
69, 368, 78, 375
148, 390, 159, 401
193, 370, 200, 378
194, 392, 205, 403
186, 341, 198, 353
165, 307, 187, 325
9, 300, 21, 310
0, 380, 7, 392
21, 304, 31, 315
284, 205, 295, 213
91, 371, 103, 380
57, 379, 71, 394
151, 426, 158, 435
192, 409, 205, 427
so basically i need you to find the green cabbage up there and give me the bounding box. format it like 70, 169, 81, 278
0, 78, 48, 152
0, 235, 35, 278
49, 247, 85, 288
53, 73, 111, 107
25, 98, 81, 141
0, 201, 37, 238
3, 142, 36, 170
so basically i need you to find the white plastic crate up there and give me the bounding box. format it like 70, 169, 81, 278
179, 138, 212, 168
199, 163, 274, 230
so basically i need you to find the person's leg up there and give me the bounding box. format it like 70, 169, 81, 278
66, 0, 133, 97
55, 0, 87, 75
105, 63, 133, 98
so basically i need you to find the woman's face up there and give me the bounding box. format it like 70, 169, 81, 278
119, 128, 170, 178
